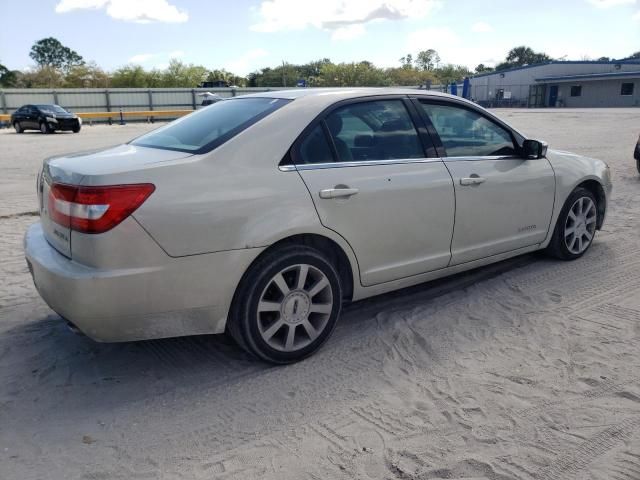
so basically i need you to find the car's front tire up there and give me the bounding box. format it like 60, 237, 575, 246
546, 187, 598, 260
72, 124, 81, 133
13, 121, 24, 133
228, 245, 342, 364
39, 122, 51, 134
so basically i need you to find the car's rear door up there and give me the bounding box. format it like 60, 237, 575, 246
414, 98, 555, 266
292, 97, 455, 287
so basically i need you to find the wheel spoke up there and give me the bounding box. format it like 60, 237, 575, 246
285, 325, 296, 350
310, 302, 332, 314
262, 319, 285, 340
258, 301, 281, 312
308, 277, 329, 298
583, 230, 593, 241
564, 226, 576, 237
272, 273, 290, 296
585, 214, 596, 225
577, 236, 583, 252
301, 319, 318, 340
297, 264, 309, 290
567, 209, 577, 222
569, 236, 578, 251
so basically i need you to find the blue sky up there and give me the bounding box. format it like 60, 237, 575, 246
1, 0, 639, 74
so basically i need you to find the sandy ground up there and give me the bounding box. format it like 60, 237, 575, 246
1, 110, 639, 480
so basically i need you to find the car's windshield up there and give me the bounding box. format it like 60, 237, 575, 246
36, 105, 68, 114
131, 97, 289, 153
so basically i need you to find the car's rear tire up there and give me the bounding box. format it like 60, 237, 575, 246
546, 187, 598, 260
39, 122, 51, 134
14, 122, 24, 133
228, 245, 342, 364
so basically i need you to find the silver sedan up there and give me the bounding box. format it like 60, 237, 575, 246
25, 88, 612, 363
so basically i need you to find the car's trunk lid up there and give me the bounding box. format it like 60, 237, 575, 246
38, 144, 193, 257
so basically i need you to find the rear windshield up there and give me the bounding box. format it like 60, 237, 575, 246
131, 97, 289, 154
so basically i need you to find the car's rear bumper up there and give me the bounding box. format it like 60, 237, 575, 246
24, 222, 263, 342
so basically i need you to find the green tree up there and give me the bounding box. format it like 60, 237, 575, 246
111, 65, 149, 87
316, 61, 388, 87
385, 67, 435, 86
205, 69, 246, 87
0, 62, 19, 87
161, 59, 208, 87
63, 62, 110, 88
399, 54, 413, 69
14, 66, 64, 88
496, 45, 551, 71
29, 37, 84, 71
434, 64, 472, 85
474, 63, 494, 74
416, 49, 440, 71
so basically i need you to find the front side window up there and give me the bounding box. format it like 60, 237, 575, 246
132, 97, 289, 153
324, 100, 424, 162
621, 83, 635, 96
420, 102, 516, 157
570, 85, 582, 97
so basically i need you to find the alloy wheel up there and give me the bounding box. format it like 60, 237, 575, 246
257, 264, 333, 352
564, 196, 596, 255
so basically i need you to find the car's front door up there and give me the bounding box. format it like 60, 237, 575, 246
15, 106, 31, 128
293, 98, 455, 287
416, 100, 555, 266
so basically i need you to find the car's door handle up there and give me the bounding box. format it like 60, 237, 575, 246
319, 187, 359, 199
460, 177, 486, 186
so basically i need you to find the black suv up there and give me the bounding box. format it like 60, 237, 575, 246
11, 104, 82, 134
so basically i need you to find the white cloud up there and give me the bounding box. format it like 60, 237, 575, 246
55, 0, 188, 23
471, 21, 493, 33
406, 27, 498, 69
128, 53, 155, 63
225, 49, 269, 75
251, 0, 440, 38
128, 51, 185, 65
586, 0, 635, 7
332, 24, 366, 41
634, 9, 640, 19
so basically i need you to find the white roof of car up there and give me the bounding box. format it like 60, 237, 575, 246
242, 88, 472, 113
247, 87, 455, 101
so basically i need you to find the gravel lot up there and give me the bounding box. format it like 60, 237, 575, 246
1, 109, 639, 480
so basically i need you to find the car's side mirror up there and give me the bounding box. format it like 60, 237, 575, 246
522, 139, 548, 159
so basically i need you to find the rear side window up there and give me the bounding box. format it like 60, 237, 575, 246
132, 97, 289, 154
325, 100, 424, 162
420, 103, 516, 157
299, 125, 334, 164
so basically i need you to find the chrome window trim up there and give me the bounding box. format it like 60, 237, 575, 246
443, 155, 520, 162
279, 157, 443, 171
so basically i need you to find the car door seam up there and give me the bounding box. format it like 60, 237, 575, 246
292, 167, 365, 287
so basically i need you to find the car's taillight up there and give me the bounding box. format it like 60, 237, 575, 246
48, 183, 155, 234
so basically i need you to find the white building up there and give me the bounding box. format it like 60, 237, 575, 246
469, 60, 640, 108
